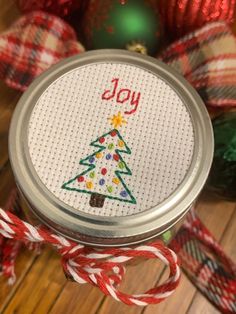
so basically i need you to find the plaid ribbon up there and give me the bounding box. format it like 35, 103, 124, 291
160, 22, 236, 108
161, 26, 236, 312
0, 11, 84, 91
170, 210, 236, 313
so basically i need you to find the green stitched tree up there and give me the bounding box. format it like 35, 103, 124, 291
62, 129, 136, 208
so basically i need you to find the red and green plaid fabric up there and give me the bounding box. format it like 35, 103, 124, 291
0, 11, 84, 91
0, 14, 235, 111
170, 210, 236, 313
160, 21, 236, 108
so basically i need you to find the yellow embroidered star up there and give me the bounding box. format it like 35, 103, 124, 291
109, 112, 127, 128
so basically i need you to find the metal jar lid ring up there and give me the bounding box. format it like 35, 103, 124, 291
9, 50, 214, 247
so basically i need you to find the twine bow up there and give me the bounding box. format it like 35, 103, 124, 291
0, 208, 180, 306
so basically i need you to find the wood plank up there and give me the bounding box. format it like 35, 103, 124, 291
197, 193, 235, 237
96, 260, 165, 314
187, 293, 220, 314
221, 204, 236, 260
0, 247, 38, 309
187, 203, 236, 314
31, 253, 67, 314
49, 283, 104, 314
0, 249, 37, 314
3, 248, 54, 314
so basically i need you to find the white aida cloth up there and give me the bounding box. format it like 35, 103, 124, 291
28, 62, 194, 217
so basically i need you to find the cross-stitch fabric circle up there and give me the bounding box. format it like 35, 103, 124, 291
28, 62, 194, 217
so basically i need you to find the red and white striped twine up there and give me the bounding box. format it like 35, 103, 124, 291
0, 208, 181, 306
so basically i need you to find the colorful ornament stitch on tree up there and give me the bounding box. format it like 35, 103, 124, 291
62, 129, 136, 208
81, 0, 162, 55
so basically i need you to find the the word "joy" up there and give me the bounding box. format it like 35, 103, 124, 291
101, 78, 141, 115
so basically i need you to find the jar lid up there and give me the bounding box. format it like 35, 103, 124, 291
9, 50, 213, 247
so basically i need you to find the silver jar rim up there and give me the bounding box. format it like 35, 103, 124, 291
9, 49, 214, 247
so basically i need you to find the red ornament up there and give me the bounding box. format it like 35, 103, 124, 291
101, 168, 107, 175
110, 130, 117, 137
113, 154, 120, 161
99, 137, 105, 144
16, 0, 85, 17
77, 176, 84, 182
158, 0, 236, 40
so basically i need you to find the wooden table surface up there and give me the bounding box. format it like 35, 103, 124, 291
0, 2, 235, 313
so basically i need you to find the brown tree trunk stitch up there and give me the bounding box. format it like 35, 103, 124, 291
89, 193, 105, 208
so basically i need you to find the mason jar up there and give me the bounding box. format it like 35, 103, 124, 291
9, 50, 213, 247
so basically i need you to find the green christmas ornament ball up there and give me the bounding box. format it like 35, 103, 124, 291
81, 0, 162, 55
207, 113, 236, 201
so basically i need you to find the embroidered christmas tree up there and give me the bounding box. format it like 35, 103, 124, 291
62, 129, 136, 208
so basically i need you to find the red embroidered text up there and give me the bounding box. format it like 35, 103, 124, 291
102, 78, 141, 115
